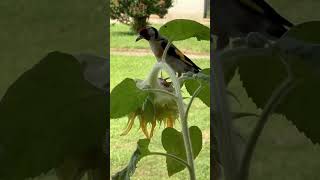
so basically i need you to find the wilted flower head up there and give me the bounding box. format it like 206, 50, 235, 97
121, 77, 180, 139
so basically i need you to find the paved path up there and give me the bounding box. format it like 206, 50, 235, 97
111, 48, 210, 59
110, 16, 210, 26
148, 16, 210, 25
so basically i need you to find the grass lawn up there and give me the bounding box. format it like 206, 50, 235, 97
110, 55, 210, 179
110, 24, 210, 53
109, 55, 320, 180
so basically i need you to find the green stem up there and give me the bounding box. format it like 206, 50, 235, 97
148, 152, 191, 172
238, 53, 295, 180
145, 40, 196, 180
238, 78, 295, 180
185, 82, 202, 121
213, 52, 239, 180
161, 41, 196, 180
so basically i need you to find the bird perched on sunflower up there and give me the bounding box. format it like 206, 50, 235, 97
136, 26, 201, 77
212, 0, 294, 49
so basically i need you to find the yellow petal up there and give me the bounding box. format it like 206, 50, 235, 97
166, 116, 174, 128
120, 112, 136, 136
140, 118, 150, 139
149, 120, 157, 138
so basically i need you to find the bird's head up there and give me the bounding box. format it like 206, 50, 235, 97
136, 26, 159, 42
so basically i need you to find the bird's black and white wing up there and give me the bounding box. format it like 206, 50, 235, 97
160, 40, 201, 73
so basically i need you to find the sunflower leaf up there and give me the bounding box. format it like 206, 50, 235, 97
161, 126, 202, 176
112, 139, 150, 180
222, 21, 320, 144
110, 78, 148, 118
185, 69, 210, 107
0, 51, 108, 180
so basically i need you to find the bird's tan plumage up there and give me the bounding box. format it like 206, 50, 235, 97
136, 27, 201, 76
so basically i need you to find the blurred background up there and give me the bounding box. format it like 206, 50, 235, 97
219, 1, 320, 180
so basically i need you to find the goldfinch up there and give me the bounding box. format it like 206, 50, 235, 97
136, 26, 201, 77
213, 0, 294, 49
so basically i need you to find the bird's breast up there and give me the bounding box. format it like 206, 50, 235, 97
149, 41, 164, 59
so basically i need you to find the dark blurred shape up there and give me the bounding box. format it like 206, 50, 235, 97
73, 53, 109, 92
212, 0, 293, 49
0, 51, 108, 180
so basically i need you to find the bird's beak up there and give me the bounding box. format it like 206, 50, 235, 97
136, 35, 143, 42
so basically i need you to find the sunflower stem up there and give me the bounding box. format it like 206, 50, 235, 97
148, 152, 191, 172
238, 53, 295, 180
161, 41, 196, 180
146, 40, 197, 180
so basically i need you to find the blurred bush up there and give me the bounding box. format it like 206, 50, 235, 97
110, 0, 173, 32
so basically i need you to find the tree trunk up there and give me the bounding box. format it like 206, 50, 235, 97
131, 16, 148, 33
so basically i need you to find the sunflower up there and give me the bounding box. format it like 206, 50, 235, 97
120, 77, 180, 138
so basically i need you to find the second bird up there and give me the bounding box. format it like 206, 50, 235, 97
136, 27, 201, 77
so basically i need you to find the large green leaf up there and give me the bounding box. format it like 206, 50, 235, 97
276, 21, 320, 74
238, 53, 287, 107
185, 68, 210, 107
161, 126, 202, 176
110, 78, 148, 119
159, 19, 210, 41
236, 51, 320, 144
112, 139, 150, 180
281, 21, 320, 43
224, 21, 320, 144
0, 51, 108, 180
